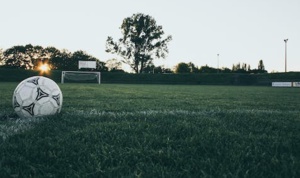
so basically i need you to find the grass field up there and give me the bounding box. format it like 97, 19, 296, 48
0, 83, 300, 177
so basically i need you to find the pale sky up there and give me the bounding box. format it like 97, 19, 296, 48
1, 0, 299, 72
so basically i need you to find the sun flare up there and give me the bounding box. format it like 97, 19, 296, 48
39, 64, 50, 73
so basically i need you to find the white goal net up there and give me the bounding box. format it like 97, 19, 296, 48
61, 71, 101, 84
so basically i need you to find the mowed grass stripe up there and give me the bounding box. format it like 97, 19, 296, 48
2, 108, 298, 141
67, 108, 300, 117
0, 116, 45, 140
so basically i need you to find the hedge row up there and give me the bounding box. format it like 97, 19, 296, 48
0, 68, 300, 85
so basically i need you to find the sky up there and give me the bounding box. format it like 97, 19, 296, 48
1, 0, 299, 72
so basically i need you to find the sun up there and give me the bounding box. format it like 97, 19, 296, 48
39, 63, 50, 73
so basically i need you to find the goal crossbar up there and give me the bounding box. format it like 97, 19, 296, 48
61, 71, 101, 84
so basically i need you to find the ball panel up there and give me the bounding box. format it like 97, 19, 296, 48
38, 102, 56, 116
18, 85, 34, 101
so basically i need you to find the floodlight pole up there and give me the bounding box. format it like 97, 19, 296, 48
217, 54, 219, 73
284, 39, 288, 73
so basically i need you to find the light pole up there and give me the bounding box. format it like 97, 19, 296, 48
217, 54, 219, 73
284, 39, 288, 72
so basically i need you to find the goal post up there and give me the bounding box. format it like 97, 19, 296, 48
61, 71, 101, 84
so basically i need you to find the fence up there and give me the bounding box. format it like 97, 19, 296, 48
1, 68, 300, 86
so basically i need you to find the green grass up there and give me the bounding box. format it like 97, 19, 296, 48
0, 83, 300, 177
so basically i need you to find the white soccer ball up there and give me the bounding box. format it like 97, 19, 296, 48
12, 76, 63, 118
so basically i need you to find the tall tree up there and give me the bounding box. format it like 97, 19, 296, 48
106, 13, 172, 73
258, 60, 265, 71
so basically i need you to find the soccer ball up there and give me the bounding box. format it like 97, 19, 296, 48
12, 76, 63, 118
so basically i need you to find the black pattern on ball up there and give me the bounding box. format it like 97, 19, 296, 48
52, 94, 60, 106
36, 87, 49, 101
27, 77, 39, 85
23, 103, 35, 116
13, 96, 20, 108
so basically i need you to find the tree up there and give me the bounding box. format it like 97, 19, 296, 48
94, 58, 108, 72
2, 44, 46, 69
143, 64, 172, 74
45, 47, 63, 70
1, 45, 107, 71
106, 13, 172, 73
162, 67, 173, 74
258, 60, 265, 71
242, 63, 247, 71
199, 65, 218, 73
57, 49, 72, 70
0, 48, 4, 66
154, 66, 163, 73
253, 59, 267, 73
25, 44, 46, 70
188, 62, 199, 73
232, 62, 248, 73
222, 67, 231, 73
143, 63, 155, 73
3, 45, 29, 69
105, 58, 122, 72
247, 64, 251, 71
175, 62, 190, 73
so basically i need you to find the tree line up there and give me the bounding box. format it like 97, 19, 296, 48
173, 60, 267, 74
0, 44, 108, 71
0, 44, 267, 74
0, 13, 267, 74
